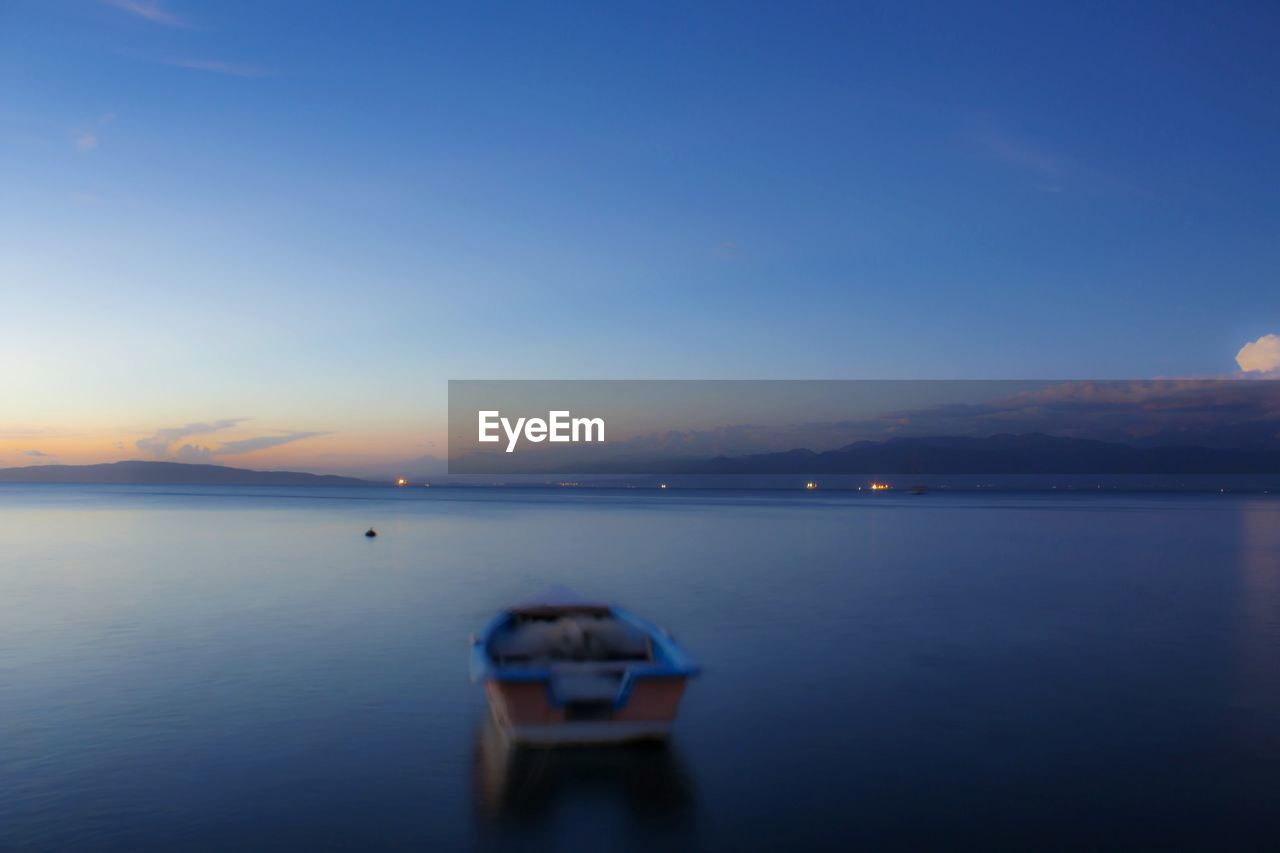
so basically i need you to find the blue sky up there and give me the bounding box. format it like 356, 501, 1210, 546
1, 1, 1278, 473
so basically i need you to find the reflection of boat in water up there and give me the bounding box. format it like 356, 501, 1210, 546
473, 718, 697, 825
470, 587, 699, 746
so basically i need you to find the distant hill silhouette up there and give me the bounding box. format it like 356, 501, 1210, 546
0, 461, 371, 486
692, 433, 1280, 475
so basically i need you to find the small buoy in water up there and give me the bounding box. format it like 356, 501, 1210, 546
365, 528, 377, 538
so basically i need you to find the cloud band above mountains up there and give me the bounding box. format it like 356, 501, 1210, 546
137, 420, 328, 462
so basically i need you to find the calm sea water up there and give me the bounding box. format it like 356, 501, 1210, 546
2, 485, 1278, 851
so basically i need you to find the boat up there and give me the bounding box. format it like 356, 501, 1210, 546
470, 587, 698, 746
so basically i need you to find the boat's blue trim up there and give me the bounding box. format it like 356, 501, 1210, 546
469, 604, 699, 711
611, 606, 700, 677
469, 611, 511, 682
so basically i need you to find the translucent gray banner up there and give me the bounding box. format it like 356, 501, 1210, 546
447, 379, 1280, 479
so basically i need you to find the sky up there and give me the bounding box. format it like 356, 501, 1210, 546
1, 1, 1278, 476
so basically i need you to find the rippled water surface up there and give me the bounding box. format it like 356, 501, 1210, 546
2, 485, 1278, 850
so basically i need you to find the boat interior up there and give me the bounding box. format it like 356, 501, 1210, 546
488, 608, 654, 666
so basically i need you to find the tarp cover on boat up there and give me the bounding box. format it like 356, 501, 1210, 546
510, 585, 610, 615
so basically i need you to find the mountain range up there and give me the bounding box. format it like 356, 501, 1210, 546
0, 461, 370, 486
690, 433, 1280, 475
5, 433, 1280, 484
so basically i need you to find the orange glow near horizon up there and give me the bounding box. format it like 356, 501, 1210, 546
0, 425, 444, 478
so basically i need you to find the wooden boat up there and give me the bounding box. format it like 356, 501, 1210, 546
470, 587, 698, 746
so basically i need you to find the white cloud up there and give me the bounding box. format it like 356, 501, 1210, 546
972, 128, 1064, 178
964, 120, 1130, 195
1236, 334, 1280, 374
710, 240, 739, 260
215, 432, 328, 456
137, 419, 245, 457
175, 444, 214, 463
104, 0, 188, 28
73, 115, 115, 153
136, 420, 326, 461
163, 58, 272, 77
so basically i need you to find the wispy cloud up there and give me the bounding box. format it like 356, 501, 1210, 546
162, 58, 273, 78
21, 449, 57, 466
137, 419, 246, 457
710, 240, 739, 261
71, 113, 116, 154
104, 0, 189, 29
0, 424, 60, 439
137, 420, 327, 462
964, 120, 1141, 197
216, 432, 330, 456
967, 126, 1069, 192
973, 130, 1064, 178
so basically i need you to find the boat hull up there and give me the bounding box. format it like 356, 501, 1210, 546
485, 676, 689, 746
499, 719, 675, 747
